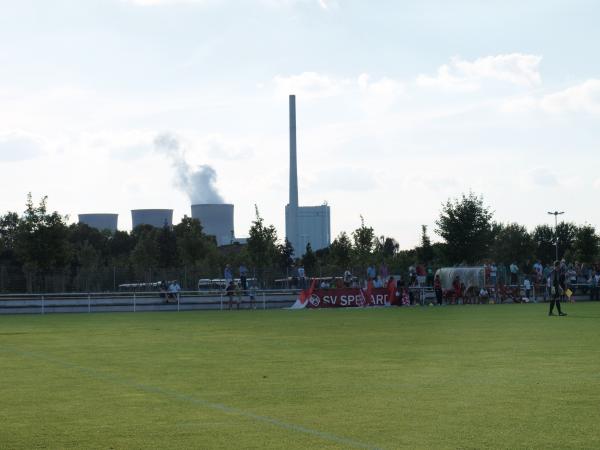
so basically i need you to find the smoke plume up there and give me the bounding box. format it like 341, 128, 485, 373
154, 132, 224, 204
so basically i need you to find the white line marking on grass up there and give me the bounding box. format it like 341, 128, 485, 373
1, 346, 382, 450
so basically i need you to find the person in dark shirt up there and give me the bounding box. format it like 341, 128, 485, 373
549, 261, 567, 316
226, 281, 236, 310
434, 274, 443, 305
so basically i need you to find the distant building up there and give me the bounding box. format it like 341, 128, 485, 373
131, 209, 173, 228
191, 203, 235, 247
296, 205, 331, 253
78, 213, 118, 232
285, 95, 331, 256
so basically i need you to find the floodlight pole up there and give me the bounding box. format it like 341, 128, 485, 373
547, 211, 564, 261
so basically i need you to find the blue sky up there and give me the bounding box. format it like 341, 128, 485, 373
1, 0, 599, 248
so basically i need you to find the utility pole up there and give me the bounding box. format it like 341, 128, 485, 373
547, 211, 564, 262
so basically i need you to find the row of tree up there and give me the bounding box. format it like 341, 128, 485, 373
1, 193, 598, 293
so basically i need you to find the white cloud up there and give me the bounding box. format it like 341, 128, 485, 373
0, 132, 45, 162
358, 74, 403, 97
273, 72, 350, 99
124, 0, 212, 5
260, 0, 337, 8
273, 72, 404, 111
527, 167, 560, 188
125, 0, 335, 8
541, 79, 600, 114
317, 0, 338, 9
499, 95, 538, 113
417, 53, 542, 91
498, 79, 600, 116
357, 73, 405, 114
307, 167, 378, 192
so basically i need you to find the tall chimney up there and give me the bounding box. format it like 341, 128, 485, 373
289, 94, 299, 208
285, 94, 299, 255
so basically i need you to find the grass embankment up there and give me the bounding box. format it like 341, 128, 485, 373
1, 304, 599, 449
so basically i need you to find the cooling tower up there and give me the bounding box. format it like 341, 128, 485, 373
191, 204, 234, 246
131, 209, 173, 228
78, 214, 118, 232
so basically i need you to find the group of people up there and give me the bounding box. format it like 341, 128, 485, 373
485, 260, 600, 294
223, 263, 256, 310
159, 280, 181, 303
432, 261, 571, 315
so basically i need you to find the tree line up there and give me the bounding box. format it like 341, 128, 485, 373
0, 192, 598, 293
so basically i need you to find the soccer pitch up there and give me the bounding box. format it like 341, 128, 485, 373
1, 304, 599, 449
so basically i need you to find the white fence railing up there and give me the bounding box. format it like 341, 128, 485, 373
0, 289, 300, 314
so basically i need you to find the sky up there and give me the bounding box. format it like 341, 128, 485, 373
1, 0, 599, 249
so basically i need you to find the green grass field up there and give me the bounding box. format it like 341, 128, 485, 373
1, 303, 600, 449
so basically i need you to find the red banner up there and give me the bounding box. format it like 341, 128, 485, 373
304, 288, 393, 308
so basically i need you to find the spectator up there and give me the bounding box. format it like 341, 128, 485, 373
366, 265, 376, 281
426, 266, 434, 286
523, 277, 532, 302
566, 265, 577, 292
589, 270, 599, 301
461, 283, 469, 304
416, 264, 426, 286
168, 280, 181, 303
297, 265, 306, 289
386, 276, 396, 306
291, 265, 299, 289
408, 264, 416, 279
509, 262, 519, 285
401, 288, 410, 306
479, 286, 489, 304
452, 276, 461, 305
409, 272, 418, 287
533, 260, 543, 278
343, 269, 352, 287
239, 264, 248, 291
224, 264, 233, 285
159, 280, 168, 301
248, 282, 257, 309
490, 263, 498, 287
434, 274, 443, 305
542, 263, 552, 285
379, 263, 389, 281
226, 281, 238, 310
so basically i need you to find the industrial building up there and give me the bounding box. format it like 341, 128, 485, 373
131, 209, 173, 229
191, 203, 235, 246
285, 95, 331, 256
78, 214, 118, 232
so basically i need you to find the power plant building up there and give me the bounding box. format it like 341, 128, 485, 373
191, 203, 235, 246
78, 214, 118, 232
131, 209, 173, 228
285, 95, 331, 256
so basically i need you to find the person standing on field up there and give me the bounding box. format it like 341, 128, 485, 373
549, 261, 567, 316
